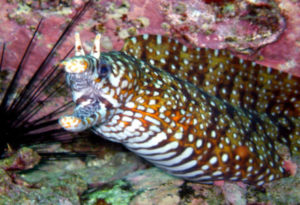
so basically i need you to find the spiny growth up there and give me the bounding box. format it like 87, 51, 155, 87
0, 1, 91, 157
59, 33, 299, 186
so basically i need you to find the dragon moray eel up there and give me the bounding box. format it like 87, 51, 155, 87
59, 33, 300, 186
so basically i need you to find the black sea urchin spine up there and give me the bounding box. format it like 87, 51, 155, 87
0, 1, 92, 157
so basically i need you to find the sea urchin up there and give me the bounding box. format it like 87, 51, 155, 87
0, 1, 91, 158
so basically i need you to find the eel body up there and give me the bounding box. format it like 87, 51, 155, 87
59, 33, 299, 186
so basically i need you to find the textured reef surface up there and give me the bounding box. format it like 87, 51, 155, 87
0, 0, 299, 204
2, 0, 300, 76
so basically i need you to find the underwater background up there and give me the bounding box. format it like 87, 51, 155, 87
0, 0, 299, 204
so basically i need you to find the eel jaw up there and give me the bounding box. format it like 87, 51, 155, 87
59, 97, 102, 132
59, 115, 86, 132
59, 112, 101, 132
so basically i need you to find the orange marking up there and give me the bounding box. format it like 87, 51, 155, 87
81, 60, 88, 68
61, 116, 81, 128
94, 78, 101, 83
235, 146, 250, 159
63, 122, 72, 128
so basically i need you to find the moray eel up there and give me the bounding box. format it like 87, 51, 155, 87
59, 33, 300, 186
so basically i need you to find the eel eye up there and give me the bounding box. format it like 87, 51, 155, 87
98, 63, 110, 77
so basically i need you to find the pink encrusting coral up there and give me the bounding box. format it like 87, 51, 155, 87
158, 0, 300, 76
1, 0, 299, 77
0, 1, 299, 204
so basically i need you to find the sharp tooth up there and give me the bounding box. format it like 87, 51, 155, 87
81, 99, 92, 106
